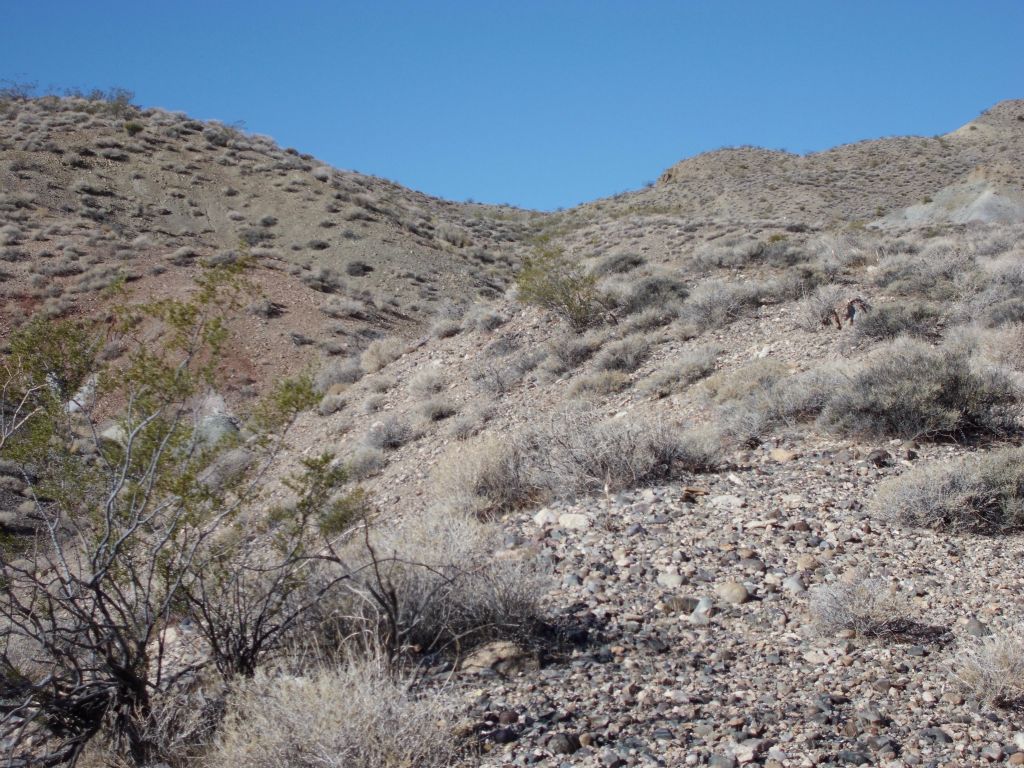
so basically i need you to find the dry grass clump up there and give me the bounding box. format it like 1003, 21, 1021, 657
341, 448, 383, 481
210, 659, 456, 768
568, 370, 629, 397
437, 413, 722, 514
872, 446, 1024, 533
434, 436, 538, 516
361, 338, 407, 373
808, 575, 902, 638
640, 346, 718, 398
951, 630, 1024, 707
314, 358, 364, 394
820, 338, 1018, 440
594, 335, 650, 372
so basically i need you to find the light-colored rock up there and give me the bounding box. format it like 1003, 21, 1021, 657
558, 513, 590, 530
716, 581, 751, 605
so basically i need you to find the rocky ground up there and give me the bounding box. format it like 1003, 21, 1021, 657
446, 435, 1024, 768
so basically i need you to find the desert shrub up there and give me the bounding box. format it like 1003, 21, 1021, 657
361, 338, 407, 373
820, 338, 1018, 440
615, 274, 689, 316
339, 508, 546, 654
702, 358, 788, 403
871, 446, 1024, 532
346, 447, 386, 480
473, 362, 523, 396
640, 346, 718, 398
464, 304, 507, 332
409, 368, 446, 396
210, 659, 456, 768
542, 332, 602, 375
951, 630, 1024, 707
621, 304, 681, 333
434, 436, 538, 516
419, 398, 457, 422
302, 267, 344, 293
716, 365, 845, 446
693, 237, 763, 269
591, 252, 644, 277
874, 246, 977, 301
315, 358, 364, 393
681, 278, 762, 330
595, 335, 650, 372
317, 394, 346, 416
797, 284, 846, 331
531, 413, 722, 495
430, 318, 462, 338
321, 297, 369, 319
449, 406, 494, 441
363, 416, 414, 450
808, 575, 903, 638
851, 302, 940, 342
809, 232, 874, 278
568, 370, 629, 396
516, 248, 602, 330
961, 264, 1024, 328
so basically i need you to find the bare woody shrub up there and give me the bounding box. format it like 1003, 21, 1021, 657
209, 659, 456, 768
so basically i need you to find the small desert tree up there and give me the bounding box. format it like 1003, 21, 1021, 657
0, 264, 341, 766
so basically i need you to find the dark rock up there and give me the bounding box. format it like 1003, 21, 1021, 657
547, 733, 580, 755
837, 749, 871, 765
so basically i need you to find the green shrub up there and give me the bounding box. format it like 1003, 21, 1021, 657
872, 446, 1024, 532
516, 248, 602, 330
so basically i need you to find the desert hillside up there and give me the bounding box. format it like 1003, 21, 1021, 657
2, 93, 1024, 768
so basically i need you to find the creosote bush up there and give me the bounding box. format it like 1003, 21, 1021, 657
872, 446, 1024, 533
516, 247, 603, 330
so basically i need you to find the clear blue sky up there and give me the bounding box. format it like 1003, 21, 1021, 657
3, 1, 1022, 210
